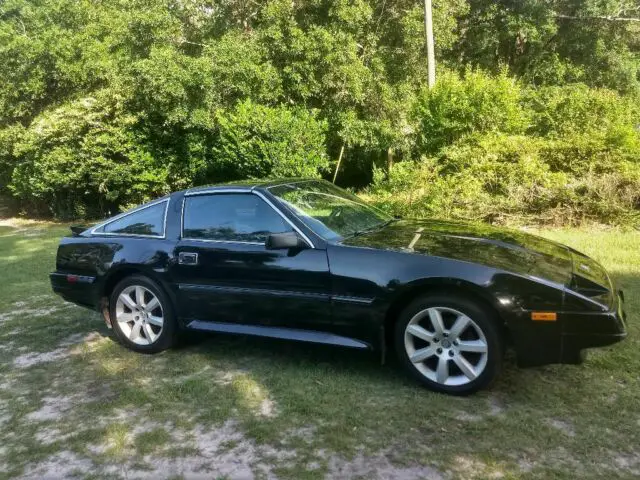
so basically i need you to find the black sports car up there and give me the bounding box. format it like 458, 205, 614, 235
50, 178, 627, 394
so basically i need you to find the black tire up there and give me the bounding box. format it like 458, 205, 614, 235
394, 293, 503, 395
109, 274, 177, 353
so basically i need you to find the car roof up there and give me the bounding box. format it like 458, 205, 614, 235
182, 178, 318, 195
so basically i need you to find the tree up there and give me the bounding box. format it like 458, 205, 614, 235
454, 0, 640, 93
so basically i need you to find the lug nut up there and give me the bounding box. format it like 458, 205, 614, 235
437, 348, 443, 354
449, 351, 455, 357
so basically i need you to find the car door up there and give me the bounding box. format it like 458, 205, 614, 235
170, 191, 332, 331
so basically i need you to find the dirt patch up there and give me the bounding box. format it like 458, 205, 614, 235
285, 425, 317, 444
455, 412, 484, 422
27, 395, 84, 421
13, 331, 104, 368
97, 420, 268, 478
59, 331, 102, 347
35, 426, 73, 445
613, 452, 640, 476
547, 418, 576, 437
0, 302, 73, 325
21, 451, 94, 479
13, 348, 70, 368
514, 446, 587, 477
454, 395, 505, 423
80, 419, 306, 478
258, 397, 277, 418
186, 421, 260, 477
327, 449, 444, 480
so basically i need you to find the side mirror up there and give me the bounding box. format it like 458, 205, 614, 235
265, 232, 307, 250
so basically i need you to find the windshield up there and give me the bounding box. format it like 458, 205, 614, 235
268, 180, 393, 240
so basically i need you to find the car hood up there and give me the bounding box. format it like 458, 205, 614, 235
340, 219, 574, 285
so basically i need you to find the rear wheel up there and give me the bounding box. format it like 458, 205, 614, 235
109, 275, 176, 353
394, 293, 503, 395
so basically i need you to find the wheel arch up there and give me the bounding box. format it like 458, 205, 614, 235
99, 266, 176, 327
382, 278, 510, 353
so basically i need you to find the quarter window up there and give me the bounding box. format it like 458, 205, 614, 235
182, 194, 292, 242
102, 202, 167, 237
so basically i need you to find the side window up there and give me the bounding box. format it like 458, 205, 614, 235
182, 194, 292, 242
103, 202, 167, 236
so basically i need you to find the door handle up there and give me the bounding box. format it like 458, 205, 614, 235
178, 252, 199, 265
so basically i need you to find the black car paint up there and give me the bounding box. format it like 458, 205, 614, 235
50, 180, 627, 367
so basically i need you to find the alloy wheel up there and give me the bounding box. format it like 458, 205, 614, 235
115, 285, 164, 345
404, 306, 488, 386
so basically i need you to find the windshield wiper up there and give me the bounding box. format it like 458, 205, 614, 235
348, 218, 397, 237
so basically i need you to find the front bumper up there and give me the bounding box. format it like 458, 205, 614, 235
515, 290, 627, 368
559, 290, 627, 364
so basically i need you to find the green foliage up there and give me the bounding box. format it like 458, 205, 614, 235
0, 124, 24, 191
526, 84, 640, 141
369, 135, 567, 223
369, 133, 640, 226
210, 100, 329, 180
371, 81, 640, 226
0, 0, 639, 223
413, 69, 529, 154
456, 0, 640, 94
9, 92, 169, 218
5, 95, 328, 218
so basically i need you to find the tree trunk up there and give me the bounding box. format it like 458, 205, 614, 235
423, 0, 436, 88
332, 143, 346, 183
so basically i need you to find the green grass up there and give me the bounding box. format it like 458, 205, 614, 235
0, 219, 639, 479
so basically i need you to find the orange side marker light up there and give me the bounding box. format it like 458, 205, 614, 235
531, 312, 557, 321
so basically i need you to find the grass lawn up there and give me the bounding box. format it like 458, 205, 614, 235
0, 219, 638, 479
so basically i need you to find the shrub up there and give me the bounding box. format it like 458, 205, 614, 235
526, 84, 640, 141
379, 79, 640, 226
9, 92, 170, 218
207, 100, 329, 181
6, 95, 331, 218
367, 133, 640, 226
412, 69, 529, 155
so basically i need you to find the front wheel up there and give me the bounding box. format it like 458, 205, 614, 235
394, 293, 503, 395
109, 275, 176, 353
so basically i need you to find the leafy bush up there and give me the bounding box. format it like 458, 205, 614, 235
0, 124, 24, 193
368, 80, 640, 226
9, 92, 169, 218
412, 69, 529, 155
208, 100, 329, 181
6, 96, 329, 218
526, 84, 640, 141
368, 133, 640, 226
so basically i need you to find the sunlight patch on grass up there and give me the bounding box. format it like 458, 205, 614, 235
232, 374, 279, 419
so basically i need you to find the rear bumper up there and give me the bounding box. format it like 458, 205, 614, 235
50, 272, 99, 309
